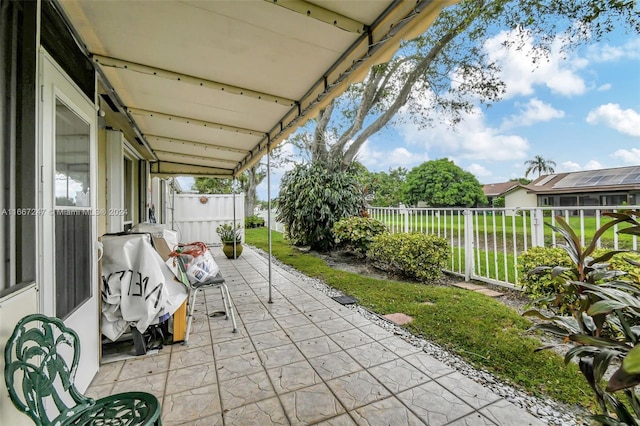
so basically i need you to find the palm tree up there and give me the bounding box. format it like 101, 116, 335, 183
524, 155, 556, 178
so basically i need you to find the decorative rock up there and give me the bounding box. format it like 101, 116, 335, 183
382, 313, 414, 325
452, 282, 486, 290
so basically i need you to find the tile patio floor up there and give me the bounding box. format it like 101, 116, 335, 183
87, 246, 545, 425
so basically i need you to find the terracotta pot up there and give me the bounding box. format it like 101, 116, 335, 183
222, 242, 243, 259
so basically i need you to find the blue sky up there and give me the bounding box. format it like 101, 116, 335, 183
182, 24, 640, 202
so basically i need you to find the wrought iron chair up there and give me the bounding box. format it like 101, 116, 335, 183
4, 314, 162, 425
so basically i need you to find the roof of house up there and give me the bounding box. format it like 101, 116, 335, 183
527, 165, 640, 194
482, 181, 521, 197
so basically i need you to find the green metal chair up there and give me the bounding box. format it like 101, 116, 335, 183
4, 314, 162, 425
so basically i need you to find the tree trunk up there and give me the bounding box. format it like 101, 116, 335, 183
244, 165, 259, 218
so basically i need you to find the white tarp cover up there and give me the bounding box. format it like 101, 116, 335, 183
101, 234, 187, 341
56, 0, 458, 177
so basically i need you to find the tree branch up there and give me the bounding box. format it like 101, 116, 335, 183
330, 67, 385, 157
342, 3, 483, 166
311, 100, 335, 163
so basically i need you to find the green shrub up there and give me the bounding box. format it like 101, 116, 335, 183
519, 247, 640, 311
367, 233, 448, 282
332, 216, 388, 255
245, 214, 265, 228
276, 161, 365, 251
518, 247, 573, 309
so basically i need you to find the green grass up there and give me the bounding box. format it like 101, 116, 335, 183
448, 247, 519, 285
245, 227, 594, 411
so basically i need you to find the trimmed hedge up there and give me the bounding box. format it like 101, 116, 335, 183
245, 214, 265, 228
367, 233, 448, 282
332, 216, 388, 255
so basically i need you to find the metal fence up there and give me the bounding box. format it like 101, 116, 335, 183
368, 206, 640, 289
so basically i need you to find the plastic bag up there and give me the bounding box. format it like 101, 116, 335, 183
170, 242, 220, 284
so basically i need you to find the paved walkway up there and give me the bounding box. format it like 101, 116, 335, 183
87, 246, 545, 425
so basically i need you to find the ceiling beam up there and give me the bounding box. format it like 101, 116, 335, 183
145, 134, 249, 155
264, 0, 366, 33
93, 54, 296, 107
127, 108, 265, 137
154, 150, 239, 166
151, 161, 232, 177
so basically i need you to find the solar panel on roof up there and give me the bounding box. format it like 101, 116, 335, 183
534, 175, 556, 186
621, 172, 640, 185
553, 166, 640, 188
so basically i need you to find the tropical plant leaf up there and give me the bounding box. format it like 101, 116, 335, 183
588, 300, 629, 316
594, 349, 620, 383
528, 323, 571, 337
621, 345, 640, 375
569, 334, 631, 350
565, 345, 599, 364
618, 226, 640, 236
527, 266, 552, 276
607, 369, 640, 393
585, 218, 627, 257
624, 257, 640, 267
551, 266, 572, 279
522, 309, 554, 320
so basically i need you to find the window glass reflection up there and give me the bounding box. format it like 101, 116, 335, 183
55, 99, 90, 207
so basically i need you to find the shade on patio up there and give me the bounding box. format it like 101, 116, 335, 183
55, 0, 457, 178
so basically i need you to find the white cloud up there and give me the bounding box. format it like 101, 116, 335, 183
558, 160, 602, 172
612, 148, 640, 164
584, 160, 603, 170
560, 161, 582, 172
587, 38, 640, 62
357, 140, 429, 170
501, 98, 564, 130
399, 105, 529, 162
586, 103, 640, 136
467, 163, 492, 177
483, 30, 588, 98
597, 83, 612, 92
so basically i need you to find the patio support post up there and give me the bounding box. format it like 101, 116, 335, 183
267, 141, 273, 304
233, 178, 237, 258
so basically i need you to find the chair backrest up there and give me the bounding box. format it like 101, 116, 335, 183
4, 314, 93, 425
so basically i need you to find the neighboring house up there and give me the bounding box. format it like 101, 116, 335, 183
482, 166, 640, 213
527, 165, 640, 208
482, 181, 521, 206
482, 181, 537, 215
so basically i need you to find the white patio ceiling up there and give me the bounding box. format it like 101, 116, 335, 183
57, 0, 456, 178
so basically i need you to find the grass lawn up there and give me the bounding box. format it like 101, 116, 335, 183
245, 227, 595, 411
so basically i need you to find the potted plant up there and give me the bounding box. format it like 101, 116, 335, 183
216, 222, 243, 258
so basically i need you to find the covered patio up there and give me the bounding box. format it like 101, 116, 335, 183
86, 246, 544, 425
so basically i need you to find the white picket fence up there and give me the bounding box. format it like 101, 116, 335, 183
170, 193, 245, 245
257, 209, 285, 233
368, 206, 640, 289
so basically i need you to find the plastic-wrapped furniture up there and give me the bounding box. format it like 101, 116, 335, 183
4, 314, 162, 425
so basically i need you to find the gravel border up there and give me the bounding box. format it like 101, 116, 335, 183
250, 246, 591, 426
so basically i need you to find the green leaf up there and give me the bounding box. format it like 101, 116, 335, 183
569, 334, 630, 350
588, 300, 629, 316
622, 345, 640, 375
